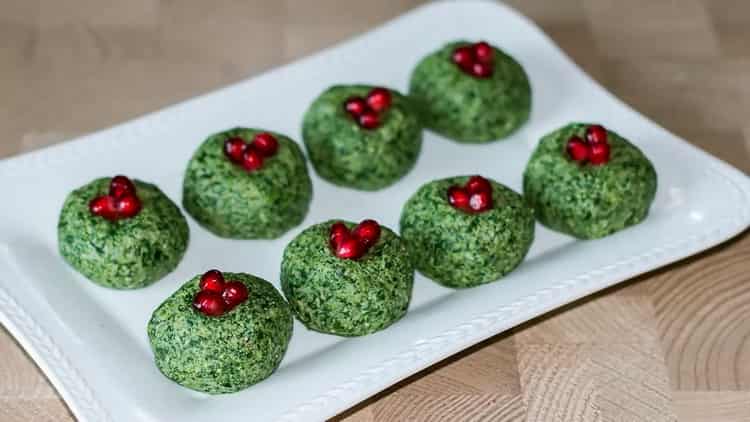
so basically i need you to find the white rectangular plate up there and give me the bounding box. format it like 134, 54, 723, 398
1, 1, 749, 421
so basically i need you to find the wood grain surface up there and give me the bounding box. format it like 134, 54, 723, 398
1, 1, 749, 421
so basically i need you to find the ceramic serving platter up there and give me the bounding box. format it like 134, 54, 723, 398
1, 1, 749, 421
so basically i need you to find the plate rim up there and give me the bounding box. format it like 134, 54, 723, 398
1, 1, 749, 421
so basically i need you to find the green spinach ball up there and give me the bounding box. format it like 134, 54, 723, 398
281, 220, 414, 336
523, 123, 657, 239
58, 177, 188, 289
148, 272, 293, 394
409, 40, 531, 143
302, 85, 422, 190
182, 128, 312, 239
400, 176, 534, 288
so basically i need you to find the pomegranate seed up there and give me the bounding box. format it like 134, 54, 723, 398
329, 222, 350, 248
585, 125, 608, 144
200, 270, 225, 294
474, 41, 493, 64
466, 175, 491, 194
589, 142, 611, 165
358, 111, 380, 129
452, 46, 475, 69
335, 236, 363, 260
89, 195, 117, 220
242, 147, 264, 171
448, 186, 470, 209
109, 175, 136, 198
224, 137, 247, 163
251, 132, 279, 157
344, 97, 367, 117
566, 136, 590, 162
222, 281, 249, 308
115, 195, 141, 218
352, 219, 381, 247
469, 190, 492, 212
471, 62, 493, 78
193, 291, 226, 317
449, 177, 494, 213
366, 88, 392, 112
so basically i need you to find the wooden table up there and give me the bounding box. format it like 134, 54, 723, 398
1, 1, 749, 420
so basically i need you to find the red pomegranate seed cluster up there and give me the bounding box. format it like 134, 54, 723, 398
223, 132, 279, 172
447, 175, 494, 213
566, 124, 611, 165
193, 269, 249, 317
329, 219, 382, 260
452, 41, 494, 78
89, 175, 142, 221
343, 87, 392, 130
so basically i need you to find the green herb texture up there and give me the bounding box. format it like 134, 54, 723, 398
148, 272, 293, 394
302, 85, 422, 190
400, 176, 534, 288
523, 123, 658, 239
408, 40, 531, 143
182, 128, 313, 239
58, 178, 189, 289
281, 220, 414, 336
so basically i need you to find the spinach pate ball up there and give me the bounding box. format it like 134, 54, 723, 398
182, 127, 312, 239
281, 219, 414, 336
400, 175, 534, 288
302, 85, 422, 190
148, 271, 293, 394
58, 175, 189, 289
523, 123, 657, 239
409, 40, 531, 143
